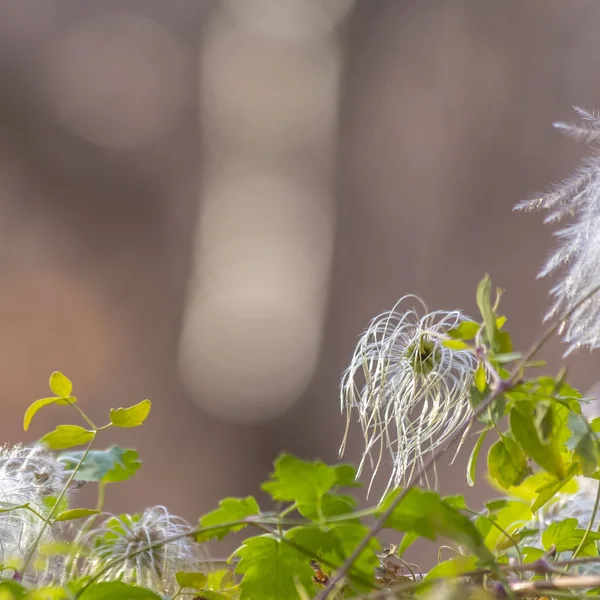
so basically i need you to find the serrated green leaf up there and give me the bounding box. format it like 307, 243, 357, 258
262, 454, 341, 520
40, 425, 94, 450
541, 518, 600, 553
55, 508, 100, 522
175, 572, 208, 590
23, 396, 75, 432
288, 523, 379, 593
235, 535, 315, 600
109, 399, 151, 428
442, 339, 471, 350
510, 403, 565, 479
447, 321, 480, 340
377, 489, 493, 562
78, 582, 161, 599
49, 372, 72, 398
467, 428, 489, 487
197, 496, 260, 542
59, 446, 141, 484
488, 437, 531, 489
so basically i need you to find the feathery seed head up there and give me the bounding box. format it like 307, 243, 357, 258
340, 295, 477, 496
0, 444, 68, 583
75, 506, 206, 595
515, 107, 600, 354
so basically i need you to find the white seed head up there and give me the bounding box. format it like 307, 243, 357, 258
515, 107, 600, 354
73, 506, 206, 595
340, 296, 477, 496
0, 444, 69, 584
525, 477, 600, 574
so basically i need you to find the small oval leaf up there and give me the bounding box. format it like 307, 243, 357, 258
49, 371, 72, 398
442, 339, 471, 351
41, 425, 94, 450
24, 398, 59, 431
55, 508, 100, 522
109, 399, 151, 428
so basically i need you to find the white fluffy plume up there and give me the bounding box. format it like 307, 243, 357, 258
340, 296, 476, 496
515, 107, 600, 354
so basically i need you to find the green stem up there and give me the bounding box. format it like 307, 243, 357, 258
571, 478, 600, 562
463, 508, 523, 565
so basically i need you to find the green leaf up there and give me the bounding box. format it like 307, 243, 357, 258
78, 582, 161, 600
175, 572, 208, 590
49, 371, 72, 398
441, 339, 471, 350
59, 446, 141, 484
377, 489, 493, 562
493, 352, 522, 364
531, 462, 580, 513
510, 403, 565, 478
0, 581, 26, 597
23, 588, 72, 599
470, 385, 505, 425
467, 428, 489, 486
487, 437, 531, 489
40, 425, 94, 450
55, 508, 100, 522
447, 321, 480, 340
426, 555, 477, 579
568, 413, 600, 475
541, 518, 600, 553
476, 274, 497, 349
197, 496, 260, 542
288, 523, 379, 593
23, 396, 74, 431
474, 364, 486, 393
42, 495, 69, 516
235, 535, 315, 600
262, 454, 341, 520
396, 532, 419, 558
109, 399, 151, 428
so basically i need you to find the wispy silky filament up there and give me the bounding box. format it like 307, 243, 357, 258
0, 444, 68, 584
340, 296, 477, 497
515, 107, 600, 354
71, 506, 206, 595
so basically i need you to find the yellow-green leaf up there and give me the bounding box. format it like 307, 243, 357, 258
442, 339, 471, 350
109, 400, 151, 428
55, 508, 100, 522
49, 371, 72, 398
23, 398, 65, 431
175, 572, 208, 590
41, 425, 94, 450
474, 364, 486, 393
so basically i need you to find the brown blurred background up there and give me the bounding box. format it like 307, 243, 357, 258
1, 0, 599, 561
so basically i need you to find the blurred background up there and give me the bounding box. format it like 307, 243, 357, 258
1, 0, 599, 562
